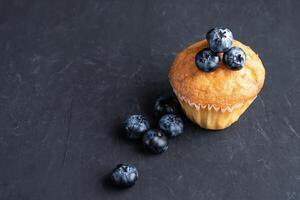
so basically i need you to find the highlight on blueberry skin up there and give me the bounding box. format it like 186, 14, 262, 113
223, 47, 246, 70
154, 93, 180, 117
111, 164, 139, 188
159, 114, 184, 138
195, 48, 220, 72
124, 115, 150, 139
142, 129, 168, 154
206, 27, 233, 53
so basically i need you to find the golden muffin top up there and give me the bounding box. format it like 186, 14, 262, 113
169, 39, 265, 109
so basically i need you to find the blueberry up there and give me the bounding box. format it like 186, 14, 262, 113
223, 47, 246, 70
111, 164, 138, 187
195, 48, 220, 72
154, 93, 180, 116
206, 27, 233, 53
142, 129, 168, 154
159, 114, 184, 137
124, 115, 150, 139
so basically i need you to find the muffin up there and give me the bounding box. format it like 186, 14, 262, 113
169, 29, 265, 130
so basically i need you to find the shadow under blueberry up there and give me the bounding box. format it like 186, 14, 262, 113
110, 120, 130, 142
133, 139, 165, 157
100, 173, 133, 192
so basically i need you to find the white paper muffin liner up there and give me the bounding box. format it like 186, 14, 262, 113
173, 89, 244, 113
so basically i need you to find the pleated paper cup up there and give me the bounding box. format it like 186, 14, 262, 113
175, 91, 256, 130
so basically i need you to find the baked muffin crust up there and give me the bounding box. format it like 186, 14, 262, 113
169, 39, 265, 109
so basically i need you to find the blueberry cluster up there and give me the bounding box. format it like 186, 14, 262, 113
195, 27, 246, 72
111, 94, 184, 187
124, 94, 184, 153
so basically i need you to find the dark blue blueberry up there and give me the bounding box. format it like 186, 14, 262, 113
223, 47, 246, 70
142, 129, 168, 154
111, 164, 138, 187
154, 93, 180, 116
159, 114, 184, 137
195, 48, 220, 72
206, 27, 233, 53
124, 115, 150, 139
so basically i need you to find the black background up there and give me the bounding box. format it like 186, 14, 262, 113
0, 0, 300, 200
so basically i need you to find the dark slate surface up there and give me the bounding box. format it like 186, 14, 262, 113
0, 0, 299, 199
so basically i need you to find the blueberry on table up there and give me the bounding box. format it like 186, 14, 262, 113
142, 129, 168, 154
159, 114, 184, 137
124, 115, 150, 139
111, 164, 139, 188
223, 47, 246, 70
195, 48, 220, 72
154, 94, 180, 116
206, 27, 233, 53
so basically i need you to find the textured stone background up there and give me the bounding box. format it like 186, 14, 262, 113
0, 0, 299, 199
